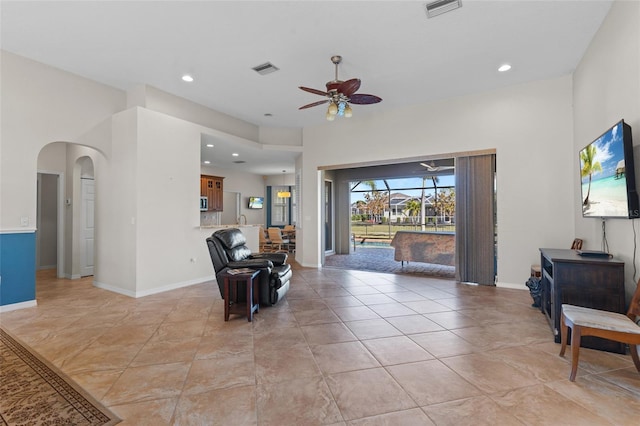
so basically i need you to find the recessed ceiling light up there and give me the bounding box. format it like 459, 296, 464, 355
203, 160, 210, 164
182, 74, 194, 82
498, 64, 512, 72
206, 144, 214, 148
232, 153, 239, 157
264, 113, 273, 117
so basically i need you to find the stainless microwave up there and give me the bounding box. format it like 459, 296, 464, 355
200, 196, 208, 211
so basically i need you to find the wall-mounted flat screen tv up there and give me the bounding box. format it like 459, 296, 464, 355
248, 196, 264, 209
580, 119, 639, 218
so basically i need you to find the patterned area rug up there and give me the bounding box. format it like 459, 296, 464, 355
0, 328, 120, 425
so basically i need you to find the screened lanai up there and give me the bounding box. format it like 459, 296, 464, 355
321, 153, 496, 285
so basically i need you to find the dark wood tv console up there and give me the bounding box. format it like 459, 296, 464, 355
539, 248, 626, 354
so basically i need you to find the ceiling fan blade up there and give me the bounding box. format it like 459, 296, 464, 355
420, 162, 455, 172
299, 99, 329, 110
349, 93, 382, 104
299, 86, 328, 97
338, 78, 361, 96
420, 163, 436, 171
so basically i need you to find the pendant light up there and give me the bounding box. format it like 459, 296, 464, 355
277, 170, 291, 198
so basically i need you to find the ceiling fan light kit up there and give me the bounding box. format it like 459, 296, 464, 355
299, 55, 381, 121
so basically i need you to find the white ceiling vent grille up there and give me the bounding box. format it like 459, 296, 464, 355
252, 62, 279, 75
425, 0, 462, 18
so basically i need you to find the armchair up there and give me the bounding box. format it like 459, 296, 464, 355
206, 228, 291, 306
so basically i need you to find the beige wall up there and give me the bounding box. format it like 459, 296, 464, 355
300, 75, 576, 287
132, 85, 260, 142
573, 0, 640, 298
0, 51, 125, 231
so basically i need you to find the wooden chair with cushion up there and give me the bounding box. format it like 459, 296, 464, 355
258, 227, 273, 253
267, 227, 290, 252
559, 279, 640, 381
283, 225, 296, 253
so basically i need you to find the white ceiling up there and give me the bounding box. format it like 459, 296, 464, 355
1, 0, 613, 174
200, 132, 301, 175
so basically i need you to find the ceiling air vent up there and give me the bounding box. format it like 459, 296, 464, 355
252, 62, 279, 75
425, 0, 462, 18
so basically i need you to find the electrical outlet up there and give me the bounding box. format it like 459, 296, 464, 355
20, 216, 29, 227
190, 258, 197, 263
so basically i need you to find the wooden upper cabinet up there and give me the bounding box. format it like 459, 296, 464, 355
200, 175, 224, 211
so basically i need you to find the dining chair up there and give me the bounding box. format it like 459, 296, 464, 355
267, 227, 290, 252
283, 225, 296, 252
559, 279, 640, 381
258, 227, 273, 252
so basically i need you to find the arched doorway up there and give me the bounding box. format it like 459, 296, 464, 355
37, 143, 98, 279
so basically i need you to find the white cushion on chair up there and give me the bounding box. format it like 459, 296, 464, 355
562, 304, 640, 334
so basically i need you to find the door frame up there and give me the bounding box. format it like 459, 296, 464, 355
324, 178, 335, 254
36, 169, 65, 278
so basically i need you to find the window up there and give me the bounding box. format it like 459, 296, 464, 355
271, 187, 289, 226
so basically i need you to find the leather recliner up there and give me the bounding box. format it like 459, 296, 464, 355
206, 228, 291, 306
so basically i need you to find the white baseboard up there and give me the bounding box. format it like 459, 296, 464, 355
93, 275, 216, 299
93, 281, 137, 298
495, 281, 527, 290
0, 299, 37, 312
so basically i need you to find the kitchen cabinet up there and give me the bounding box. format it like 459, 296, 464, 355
201, 175, 224, 211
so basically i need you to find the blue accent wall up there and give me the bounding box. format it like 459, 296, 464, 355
0, 232, 36, 306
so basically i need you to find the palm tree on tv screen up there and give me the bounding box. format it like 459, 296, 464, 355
580, 144, 602, 206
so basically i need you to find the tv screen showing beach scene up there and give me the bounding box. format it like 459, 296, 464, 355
248, 196, 264, 209
580, 120, 638, 218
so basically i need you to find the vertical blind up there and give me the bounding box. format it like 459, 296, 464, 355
455, 154, 496, 285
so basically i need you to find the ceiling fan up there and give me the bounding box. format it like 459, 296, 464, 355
299, 55, 382, 121
420, 161, 455, 172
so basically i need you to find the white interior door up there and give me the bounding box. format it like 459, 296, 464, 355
80, 178, 95, 277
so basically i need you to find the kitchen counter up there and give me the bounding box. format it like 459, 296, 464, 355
198, 224, 261, 253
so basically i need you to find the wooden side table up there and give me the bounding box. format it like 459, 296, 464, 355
222, 269, 260, 322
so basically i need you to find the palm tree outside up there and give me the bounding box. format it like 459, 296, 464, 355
404, 199, 421, 225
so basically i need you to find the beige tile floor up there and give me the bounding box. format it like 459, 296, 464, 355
2, 267, 640, 425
